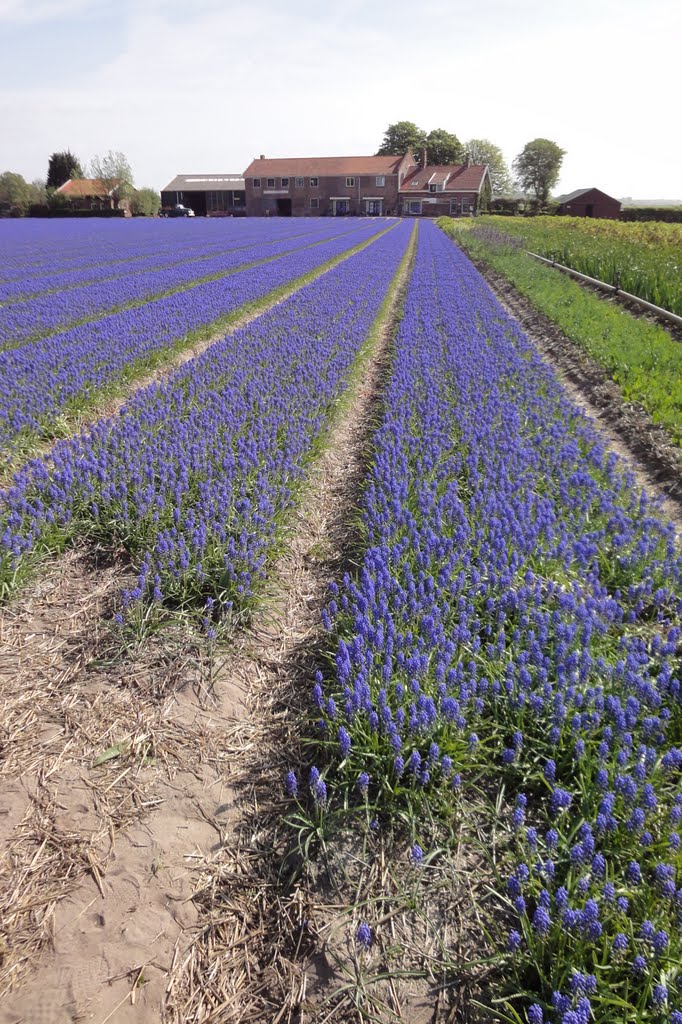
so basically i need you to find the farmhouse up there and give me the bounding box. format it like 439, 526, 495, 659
55, 178, 131, 214
160, 174, 246, 216
556, 188, 621, 219
243, 154, 418, 217
399, 156, 491, 217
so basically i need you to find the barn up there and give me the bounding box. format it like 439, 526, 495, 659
160, 174, 246, 216
556, 188, 621, 219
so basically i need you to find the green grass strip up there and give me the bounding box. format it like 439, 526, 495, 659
438, 217, 682, 447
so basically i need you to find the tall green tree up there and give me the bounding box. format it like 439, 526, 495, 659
513, 138, 566, 202
426, 128, 464, 165
377, 121, 427, 156
0, 171, 32, 214
130, 187, 161, 217
89, 150, 134, 202
46, 150, 84, 190
465, 139, 513, 196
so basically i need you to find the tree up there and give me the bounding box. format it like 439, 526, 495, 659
46, 150, 84, 190
377, 121, 427, 156
426, 128, 464, 165
89, 150, 134, 203
513, 138, 566, 203
130, 187, 161, 217
465, 139, 513, 196
0, 171, 32, 215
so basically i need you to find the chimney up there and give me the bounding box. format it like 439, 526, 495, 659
259, 154, 265, 160
465, 152, 471, 168
421, 147, 428, 168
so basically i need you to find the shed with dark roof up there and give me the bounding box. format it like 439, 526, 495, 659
555, 188, 621, 219
160, 174, 246, 216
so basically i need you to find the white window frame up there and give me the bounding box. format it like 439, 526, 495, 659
375, 175, 385, 187
266, 177, 275, 188
253, 177, 261, 188
281, 177, 289, 188
449, 198, 460, 214
345, 177, 355, 187
461, 197, 471, 213
295, 177, 304, 187
309, 177, 319, 187
310, 197, 319, 209
408, 200, 422, 215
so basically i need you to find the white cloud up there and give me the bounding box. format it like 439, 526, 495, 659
0, 0, 93, 23
2, 0, 681, 197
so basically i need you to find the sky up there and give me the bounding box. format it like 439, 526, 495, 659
1, 0, 681, 200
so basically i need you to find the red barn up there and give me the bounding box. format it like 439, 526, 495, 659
556, 188, 621, 219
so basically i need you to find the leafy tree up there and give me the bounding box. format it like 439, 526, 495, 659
130, 187, 161, 217
0, 171, 32, 214
377, 121, 427, 156
465, 138, 513, 196
89, 150, 134, 202
46, 150, 84, 190
426, 128, 464, 165
513, 138, 566, 202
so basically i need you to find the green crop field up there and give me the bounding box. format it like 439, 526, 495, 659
475, 215, 682, 316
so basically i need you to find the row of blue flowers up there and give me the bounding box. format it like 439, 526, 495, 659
0, 219, 373, 344
0, 218, 322, 301
0, 219, 391, 452
0, 220, 413, 611
301, 220, 681, 1022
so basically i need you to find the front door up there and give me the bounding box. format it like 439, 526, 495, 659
334, 200, 349, 216
276, 198, 292, 216
366, 200, 382, 215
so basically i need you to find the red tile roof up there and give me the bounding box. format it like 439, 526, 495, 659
243, 155, 409, 177
56, 178, 123, 197
400, 164, 489, 192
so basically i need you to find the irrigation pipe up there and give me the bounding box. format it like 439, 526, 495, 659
525, 250, 682, 329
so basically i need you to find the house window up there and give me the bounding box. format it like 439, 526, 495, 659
310, 197, 319, 209
429, 183, 445, 193
408, 201, 421, 215
375, 176, 385, 187
449, 199, 460, 214
295, 177, 304, 187
310, 177, 319, 187
281, 177, 289, 187
346, 177, 355, 187
253, 177, 261, 188
267, 178, 275, 188
461, 197, 471, 213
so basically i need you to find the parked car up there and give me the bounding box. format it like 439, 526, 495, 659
160, 204, 196, 218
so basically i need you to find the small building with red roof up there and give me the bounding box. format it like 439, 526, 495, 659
243, 153, 418, 217
399, 157, 491, 218
55, 178, 131, 215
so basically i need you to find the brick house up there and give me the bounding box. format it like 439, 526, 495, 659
399, 157, 491, 217
243, 154, 418, 217
556, 188, 621, 219
55, 178, 131, 215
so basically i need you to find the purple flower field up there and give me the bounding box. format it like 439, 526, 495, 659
0, 218, 390, 450
1, 215, 679, 1021
0, 219, 412, 607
